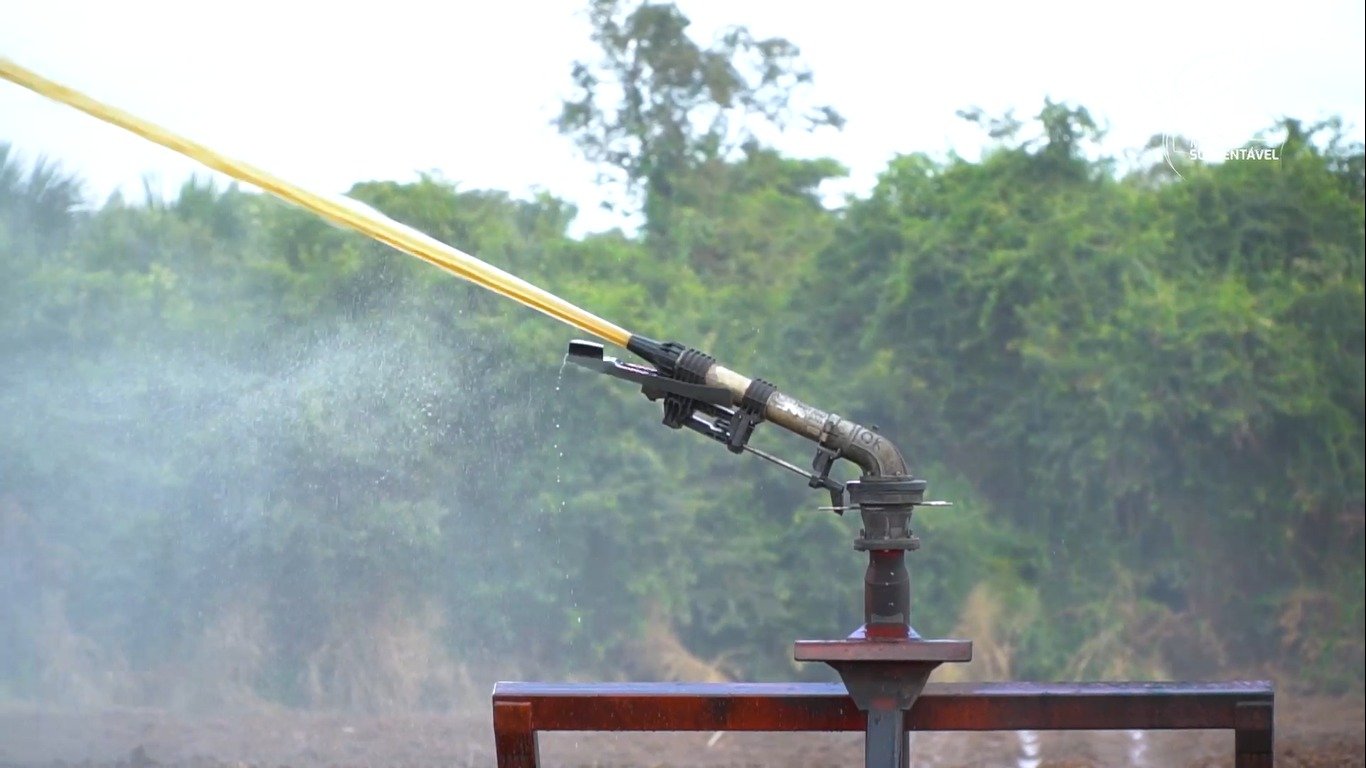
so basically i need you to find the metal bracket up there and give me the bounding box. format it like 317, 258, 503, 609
567, 340, 731, 407
809, 446, 846, 511
725, 379, 776, 454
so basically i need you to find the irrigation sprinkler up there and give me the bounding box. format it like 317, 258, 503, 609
567, 338, 972, 767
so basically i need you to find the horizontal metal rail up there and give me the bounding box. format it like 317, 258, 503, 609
492, 681, 1274, 767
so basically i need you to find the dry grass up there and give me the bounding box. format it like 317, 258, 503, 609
934, 581, 1036, 683
623, 603, 732, 683
934, 577, 1172, 683
302, 596, 475, 713
32, 592, 137, 708
153, 592, 275, 712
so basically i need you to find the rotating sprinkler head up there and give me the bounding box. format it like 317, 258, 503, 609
566, 335, 949, 520
569, 336, 975, 759
568, 335, 958, 645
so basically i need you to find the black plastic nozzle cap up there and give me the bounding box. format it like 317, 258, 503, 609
626, 335, 683, 373
568, 339, 605, 361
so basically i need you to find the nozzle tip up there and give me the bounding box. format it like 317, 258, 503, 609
567, 339, 605, 360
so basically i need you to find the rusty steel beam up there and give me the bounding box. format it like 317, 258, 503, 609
493, 680, 1272, 732
492, 681, 1274, 768
496, 682, 862, 733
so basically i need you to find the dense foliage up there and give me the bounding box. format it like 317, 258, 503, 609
1, 2, 1361, 710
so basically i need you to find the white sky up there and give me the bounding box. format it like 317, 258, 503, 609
3, 0, 1363, 236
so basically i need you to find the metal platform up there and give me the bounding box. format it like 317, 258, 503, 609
492, 680, 1274, 767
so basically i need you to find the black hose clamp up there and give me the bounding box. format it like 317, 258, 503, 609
661, 348, 716, 429
725, 378, 777, 453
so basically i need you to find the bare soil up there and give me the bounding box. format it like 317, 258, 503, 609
0, 694, 1359, 767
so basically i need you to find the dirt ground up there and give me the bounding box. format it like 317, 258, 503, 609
0, 694, 1359, 767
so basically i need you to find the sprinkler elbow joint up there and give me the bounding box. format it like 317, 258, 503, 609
825, 418, 911, 478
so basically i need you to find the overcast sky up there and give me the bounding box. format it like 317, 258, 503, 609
3, 0, 1363, 235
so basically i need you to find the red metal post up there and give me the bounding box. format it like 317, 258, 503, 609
795, 476, 972, 768
492, 699, 540, 768
1234, 700, 1274, 768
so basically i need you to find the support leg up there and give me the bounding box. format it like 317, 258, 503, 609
865, 705, 906, 768
1234, 700, 1273, 768
493, 700, 540, 768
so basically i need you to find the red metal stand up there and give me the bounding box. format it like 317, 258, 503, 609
491, 680, 1275, 767
795, 628, 971, 768
492, 472, 1275, 765
783, 477, 973, 766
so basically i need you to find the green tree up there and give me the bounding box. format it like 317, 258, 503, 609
557, 0, 842, 241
